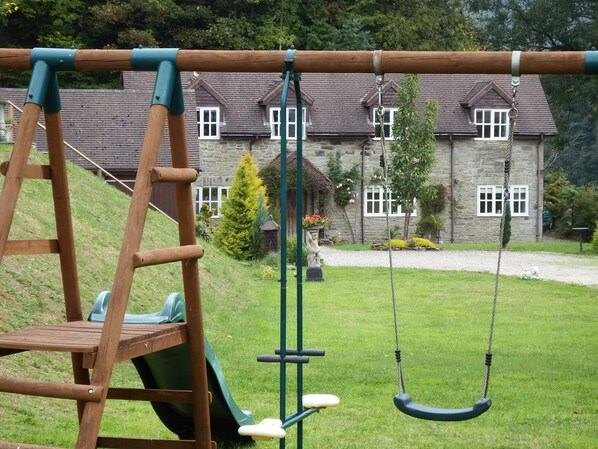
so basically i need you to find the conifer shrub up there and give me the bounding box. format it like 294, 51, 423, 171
195, 203, 213, 241
214, 152, 268, 260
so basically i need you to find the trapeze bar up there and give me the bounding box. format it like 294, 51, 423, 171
0, 48, 596, 75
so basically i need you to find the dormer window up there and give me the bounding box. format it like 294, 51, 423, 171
197, 107, 220, 139
374, 108, 397, 140
475, 108, 508, 140
270, 107, 306, 140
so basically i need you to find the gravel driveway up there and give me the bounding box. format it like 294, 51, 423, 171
320, 246, 598, 288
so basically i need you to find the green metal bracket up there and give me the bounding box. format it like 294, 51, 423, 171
26, 48, 76, 112
585, 51, 598, 75
132, 48, 184, 115
131, 48, 179, 71
30, 47, 76, 71
152, 60, 185, 114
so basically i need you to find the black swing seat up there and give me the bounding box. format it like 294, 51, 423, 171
394, 393, 491, 422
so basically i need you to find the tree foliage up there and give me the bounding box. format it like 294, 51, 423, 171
465, 0, 598, 185
214, 152, 268, 261
544, 170, 598, 239
388, 74, 438, 240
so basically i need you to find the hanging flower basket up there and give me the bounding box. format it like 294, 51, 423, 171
302, 214, 328, 229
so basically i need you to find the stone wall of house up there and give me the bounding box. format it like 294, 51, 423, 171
196, 135, 543, 244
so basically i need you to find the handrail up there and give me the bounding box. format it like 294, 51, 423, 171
3, 100, 177, 224
0, 48, 596, 75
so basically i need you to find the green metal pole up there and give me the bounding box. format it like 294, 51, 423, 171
294, 71, 305, 449
278, 48, 295, 449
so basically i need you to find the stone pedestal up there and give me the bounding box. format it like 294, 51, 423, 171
306, 266, 324, 282
305, 227, 324, 282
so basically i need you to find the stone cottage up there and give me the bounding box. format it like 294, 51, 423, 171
182, 71, 556, 243
1, 70, 557, 243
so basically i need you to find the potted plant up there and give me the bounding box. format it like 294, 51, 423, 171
301, 214, 329, 230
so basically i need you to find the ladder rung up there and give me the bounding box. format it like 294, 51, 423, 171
150, 167, 198, 184
0, 161, 52, 179
0, 375, 103, 402
3, 239, 59, 255
133, 244, 204, 268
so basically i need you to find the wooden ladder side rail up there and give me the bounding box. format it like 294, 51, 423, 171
168, 111, 213, 449
0, 102, 42, 264
74, 103, 170, 449
44, 110, 91, 420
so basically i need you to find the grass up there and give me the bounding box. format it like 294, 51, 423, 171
0, 144, 597, 448
333, 240, 597, 255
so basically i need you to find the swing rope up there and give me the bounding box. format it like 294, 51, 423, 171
376, 51, 521, 420
376, 74, 406, 396
482, 51, 520, 398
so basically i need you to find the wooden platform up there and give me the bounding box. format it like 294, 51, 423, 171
0, 321, 188, 369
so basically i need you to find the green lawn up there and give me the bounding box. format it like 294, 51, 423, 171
0, 144, 596, 448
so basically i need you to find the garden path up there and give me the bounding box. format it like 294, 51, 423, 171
320, 246, 598, 288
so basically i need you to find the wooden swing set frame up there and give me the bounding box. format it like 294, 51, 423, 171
0, 48, 595, 449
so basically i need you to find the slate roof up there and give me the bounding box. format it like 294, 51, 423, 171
170, 71, 557, 139
0, 87, 200, 173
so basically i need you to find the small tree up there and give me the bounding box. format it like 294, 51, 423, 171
502, 200, 511, 248
388, 74, 439, 240
327, 151, 360, 243
215, 152, 268, 260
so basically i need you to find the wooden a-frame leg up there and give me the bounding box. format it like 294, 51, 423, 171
45, 111, 90, 421
168, 112, 213, 449
75, 104, 169, 449
0, 102, 42, 263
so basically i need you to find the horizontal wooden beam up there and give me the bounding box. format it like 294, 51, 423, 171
107, 387, 192, 403
0, 48, 596, 75
0, 375, 103, 401
133, 244, 204, 268
96, 437, 217, 449
3, 239, 59, 255
0, 442, 63, 449
0, 161, 52, 179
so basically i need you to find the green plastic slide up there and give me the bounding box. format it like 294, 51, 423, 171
89, 291, 255, 443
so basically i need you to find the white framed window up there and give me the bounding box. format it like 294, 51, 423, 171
196, 107, 220, 139
510, 186, 528, 216
270, 107, 306, 140
477, 185, 528, 216
196, 186, 229, 217
374, 108, 397, 139
364, 186, 415, 217
475, 109, 508, 140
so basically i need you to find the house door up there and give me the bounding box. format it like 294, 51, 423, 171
286, 190, 315, 236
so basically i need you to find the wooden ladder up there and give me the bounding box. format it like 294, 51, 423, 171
0, 50, 214, 449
